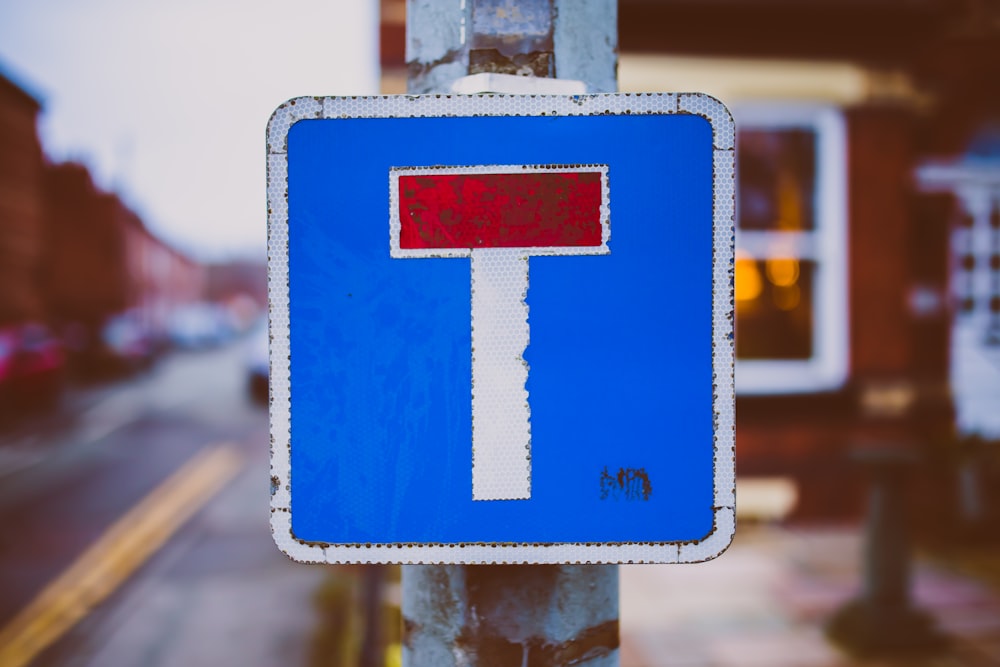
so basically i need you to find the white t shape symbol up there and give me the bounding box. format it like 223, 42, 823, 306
390, 164, 609, 500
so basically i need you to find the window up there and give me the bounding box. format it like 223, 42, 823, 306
734, 105, 848, 394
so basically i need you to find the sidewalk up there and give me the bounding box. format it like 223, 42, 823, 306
32, 380, 1000, 667
64, 448, 327, 667
620, 524, 1000, 666
76, 475, 1000, 667
67, 494, 1000, 667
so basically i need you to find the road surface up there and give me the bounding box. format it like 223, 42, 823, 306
0, 341, 327, 667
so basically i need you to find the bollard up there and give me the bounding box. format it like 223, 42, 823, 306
826, 446, 947, 656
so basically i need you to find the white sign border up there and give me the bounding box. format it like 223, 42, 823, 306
266, 92, 735, 565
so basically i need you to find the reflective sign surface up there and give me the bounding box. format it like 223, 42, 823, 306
267, 93, 735, 564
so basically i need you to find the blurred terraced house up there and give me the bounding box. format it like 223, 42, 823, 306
0, 67, 58, 411
616, 0, 1000, 526
381, 0, 1000, 524
0, 69, 46, 326
617, 0, 1000, 524
42, 162, 206, 374
0, 65, 205, 401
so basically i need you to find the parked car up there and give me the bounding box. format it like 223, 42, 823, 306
101, 311, 158, 373
0, 327, 19, 411
168, 303, 233, 349
0, 323, 65, 416
245, 322, 269, 405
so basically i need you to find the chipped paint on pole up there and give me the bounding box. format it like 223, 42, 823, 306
552, 0, 618, 94
406, 0, 469, 94
403, 0, 622, 665
406, 0, 617, 93
404, 565, 619, 666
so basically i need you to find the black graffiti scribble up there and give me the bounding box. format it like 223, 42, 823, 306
599, 466, 653, 501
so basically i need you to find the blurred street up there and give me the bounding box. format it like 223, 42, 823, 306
1, 341, 1000, 666
2, 0, 1000, 663
621, 528, 1000, 666
0, 340, 325, 666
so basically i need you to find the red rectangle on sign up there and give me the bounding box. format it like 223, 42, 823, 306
398, 170, 603, 249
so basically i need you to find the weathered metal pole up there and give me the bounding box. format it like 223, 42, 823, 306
402, 1, 620, 665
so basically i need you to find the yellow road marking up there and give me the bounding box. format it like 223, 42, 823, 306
386, 642, 402, 667
0, 443, 244, 667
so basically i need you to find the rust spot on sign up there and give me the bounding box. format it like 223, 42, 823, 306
600, 466, 653, 501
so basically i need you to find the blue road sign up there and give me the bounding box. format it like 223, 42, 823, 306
267, 93, 735, 564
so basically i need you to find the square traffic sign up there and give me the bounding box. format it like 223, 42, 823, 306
267, 93, 735, 564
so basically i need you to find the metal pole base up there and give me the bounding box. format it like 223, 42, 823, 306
826, 599, 947, 658
402, 564, 619, 666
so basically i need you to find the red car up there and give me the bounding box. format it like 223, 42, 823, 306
0, 323, 65, 416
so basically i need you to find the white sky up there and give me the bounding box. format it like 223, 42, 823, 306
0, 0, 380, 261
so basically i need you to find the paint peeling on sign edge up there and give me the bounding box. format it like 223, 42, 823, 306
266, 92, 735, 565
269, 507, 736, 564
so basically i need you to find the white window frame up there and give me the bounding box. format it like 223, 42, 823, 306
734, 103, 849, 395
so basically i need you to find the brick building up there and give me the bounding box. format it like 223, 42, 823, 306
40, 162, 208, 368
0, 63, 207, 380
0, 69, 46, 325
621, 0, 1000, 521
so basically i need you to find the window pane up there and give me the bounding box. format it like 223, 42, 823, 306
737, 129, 816, 231
735, 257, 815, 360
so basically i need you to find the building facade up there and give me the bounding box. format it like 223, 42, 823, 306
0, 70, 46, 325
615, 0, 999, 521
380, 0, 1000, 522
0, 64, 207, 381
